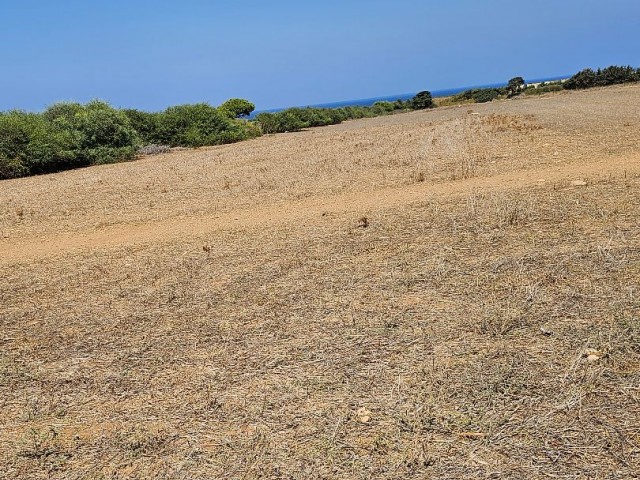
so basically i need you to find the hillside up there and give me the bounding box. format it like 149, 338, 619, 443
1, 85, 639, 479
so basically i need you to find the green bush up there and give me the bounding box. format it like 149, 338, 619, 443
122, 109, 161, 144
524, 83, 563, 95
23, 122, 80, 173
594, 65, 640, 86
42, 100, 140, 166
70, 101, 140, 164
154, 103, 238, 147
254, 99, 413, 134
339, 106, 371, 119
452, 87, 503, 104
473, 89, 501, 103
287, 108, 325, 128
255, 103, 374, 134
42, 102, 84, 123
0, 111, 32, 178
123, 102, 260, 148
255, 111, 305, 134
217, 120, 262, 143
0, 154, 26, 179
0, 101, 140, 179
0, 111, 41, 172
0, 110, 78, 178
562, 65, 639, 90
371, 101, 396, 115
392, 99, 407, 110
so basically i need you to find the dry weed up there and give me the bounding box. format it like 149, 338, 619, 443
420, 115, 496, 180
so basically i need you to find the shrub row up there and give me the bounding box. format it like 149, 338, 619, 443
449, 66, 640, 105
254, 91, 434, 134
451, 87, 505, 104
122, 99, 260, 148
0, 99, 260, 179
1, 101, 139, 179
563, 65, 640, 90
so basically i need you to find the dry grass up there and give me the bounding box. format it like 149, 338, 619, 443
1, 84, 639, 479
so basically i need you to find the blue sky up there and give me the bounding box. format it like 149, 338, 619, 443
1, 0, 639, 111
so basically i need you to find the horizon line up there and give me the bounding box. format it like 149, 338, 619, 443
253, 74, 571, 115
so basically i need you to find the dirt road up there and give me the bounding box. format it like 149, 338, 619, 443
2, 152, 638, 265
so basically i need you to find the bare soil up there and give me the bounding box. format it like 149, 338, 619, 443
1, 84, 639, 479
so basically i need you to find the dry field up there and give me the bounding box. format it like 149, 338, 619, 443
1, 85, 639, 479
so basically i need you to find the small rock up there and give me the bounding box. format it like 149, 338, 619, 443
584, 348, 602, 362
356, 407, 371, 423
571, 179, 587, 187
357, 217, 369, 228
540, 327, 553, 336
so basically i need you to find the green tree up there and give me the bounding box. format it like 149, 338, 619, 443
219, 98, 255, 118
564, 68, 597, 89
409, 91, 434, 110
507, 77, 526, 97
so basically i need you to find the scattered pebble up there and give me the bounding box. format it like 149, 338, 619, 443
356, 407, 371, 423
584, 348, 603, 362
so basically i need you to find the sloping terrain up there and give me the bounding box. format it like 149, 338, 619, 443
1, 85, 639, 479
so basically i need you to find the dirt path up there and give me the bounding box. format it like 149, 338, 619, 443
1, 153, 638, 265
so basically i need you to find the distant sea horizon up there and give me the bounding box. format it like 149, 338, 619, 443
252, 75, 569, 117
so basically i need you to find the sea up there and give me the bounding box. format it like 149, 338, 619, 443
251, 75, 568, 117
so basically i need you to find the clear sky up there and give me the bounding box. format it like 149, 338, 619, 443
1, 0, 639, 112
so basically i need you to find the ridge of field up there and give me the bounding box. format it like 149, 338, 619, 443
1, 85, 639, 479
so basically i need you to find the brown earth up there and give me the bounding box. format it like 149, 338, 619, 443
1, 84, 639, 479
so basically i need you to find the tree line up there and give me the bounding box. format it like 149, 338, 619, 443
449, 65, 640, 105
1, 65, 638, 180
